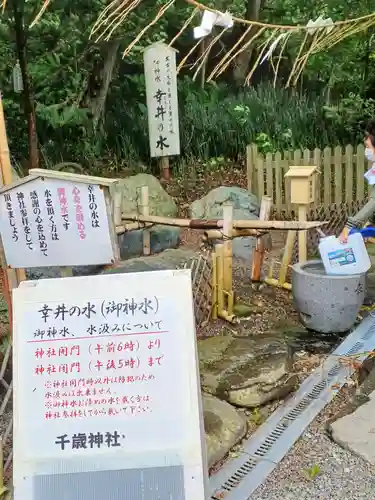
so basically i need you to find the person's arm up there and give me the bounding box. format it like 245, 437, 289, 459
345, 185, 375, 230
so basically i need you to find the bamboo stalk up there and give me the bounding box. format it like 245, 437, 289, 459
140, 186, 150, 256
251, 195, 272, 282
121, 212, 327, 230
215, 244, 224, 314
278, 230, 296, 285
203, 228, 266, 239
298, 204, 308, 262
211, 251, 218, 320
264, 277, 292, 291
222, 202, 233, 295
60, 267, 73, 278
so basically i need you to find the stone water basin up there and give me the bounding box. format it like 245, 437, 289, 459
292, 260, 366, 334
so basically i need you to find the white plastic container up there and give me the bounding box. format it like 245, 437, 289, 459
318, 233, 371, 275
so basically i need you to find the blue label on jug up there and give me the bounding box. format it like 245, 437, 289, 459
328, 247, 356, 268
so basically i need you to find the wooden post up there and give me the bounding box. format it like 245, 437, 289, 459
113, 189, 122, 227
298, 204, 308, 262
0, 93, 25, 336
246, 144, 257, 192
251, 195, 272, 282
159, 157, 170, 181
141, 186, 150, 256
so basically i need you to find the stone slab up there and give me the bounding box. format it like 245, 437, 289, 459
203, 393, 247, 468
330, 389, 375, 465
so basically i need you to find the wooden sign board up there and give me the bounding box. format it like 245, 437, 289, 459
0, 170, 119, 268
144, 42, 180, 158
13, 270, 207, 499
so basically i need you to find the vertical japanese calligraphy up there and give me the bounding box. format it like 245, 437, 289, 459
4, 193, 18, 242
144, 42, 180, 158
0, 177, 115, 267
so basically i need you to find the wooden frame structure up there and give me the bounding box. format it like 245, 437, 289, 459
119, 186, 328, 322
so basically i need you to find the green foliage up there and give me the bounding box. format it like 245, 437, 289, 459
303, 463, 321, 481
0, 0, 374, 173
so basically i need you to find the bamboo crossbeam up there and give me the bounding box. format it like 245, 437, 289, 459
203, 229, 266, 239
121, 212, 328, 231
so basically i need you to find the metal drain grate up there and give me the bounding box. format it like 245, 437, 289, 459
209, 314, 375, 500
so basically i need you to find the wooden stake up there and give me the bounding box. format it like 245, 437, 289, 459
113, 188, 122, 227
159, 156, 170, 181
246, 144, 255, 192
141, 186, 150, 256
251, 195, 272, 282
279, 230, 297, 285
298, 204, 308, 262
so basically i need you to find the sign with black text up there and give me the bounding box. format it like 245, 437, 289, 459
144, 42, 180, 158
0, 177, 115, 267
13, 270, 207, 500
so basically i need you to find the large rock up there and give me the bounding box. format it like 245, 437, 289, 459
189, 186, 261, 261
203, 393, 247, 468
198, 334, 297, 408
330, 390, 375, 465
101, 249, 197, 275
26, 265, 105, 280
114, 174, 180, 259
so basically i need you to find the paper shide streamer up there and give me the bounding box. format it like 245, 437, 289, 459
17, 0, 375, 86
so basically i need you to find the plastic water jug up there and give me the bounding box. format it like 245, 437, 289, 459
318, 233, 371, 275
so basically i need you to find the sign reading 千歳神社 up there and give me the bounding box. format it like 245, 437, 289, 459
13, 270, 208, 500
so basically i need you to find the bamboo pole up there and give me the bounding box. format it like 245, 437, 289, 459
251, 195, 272, 282
298, 204, 308, 262
140, 186, 150, 256
203, 228, 266, 239
211, 250, 218, 320
278, 230, 296, 285
215, 243, 224, 314
60, 267, 73, 278
264, 277, 292, 291
121, 212, 327, 231
222, 202, 233, 296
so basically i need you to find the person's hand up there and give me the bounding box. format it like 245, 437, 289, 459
339, 228, 349, 244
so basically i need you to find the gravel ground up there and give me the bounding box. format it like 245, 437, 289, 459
251, 394, 375, 500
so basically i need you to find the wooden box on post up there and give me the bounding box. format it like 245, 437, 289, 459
284, 165, 318, 263
0, 168, 120, 271
284, 165, 318, 205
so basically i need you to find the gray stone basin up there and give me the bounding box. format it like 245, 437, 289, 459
292, 260, 366, 333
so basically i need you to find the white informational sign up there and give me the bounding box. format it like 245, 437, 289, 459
144, 42, 180, 158
13, 270, 207, 500
0, 177, 115, 267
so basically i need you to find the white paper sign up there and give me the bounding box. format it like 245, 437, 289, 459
13, 270, 207, 500
144, 42, 180, 158
0, 177, 115, 267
